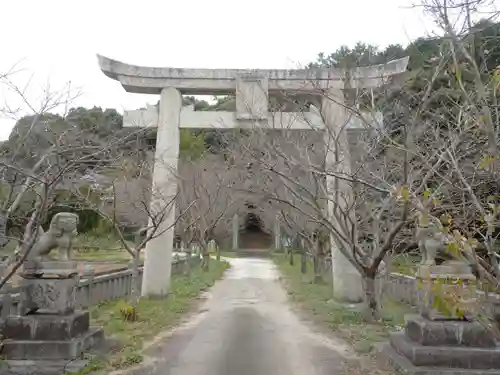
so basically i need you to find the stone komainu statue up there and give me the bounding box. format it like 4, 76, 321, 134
415, 212, 449, 266
28, 212, 79, 261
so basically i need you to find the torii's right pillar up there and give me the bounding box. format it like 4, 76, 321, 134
321, 88, 364, 302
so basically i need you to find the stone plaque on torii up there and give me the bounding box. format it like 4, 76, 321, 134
97, 54, 409, 301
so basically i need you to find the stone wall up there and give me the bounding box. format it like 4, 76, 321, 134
0, 256, 199, 317
381, 271, 500, 306
306, 254, 500, 306
381, 272, 419, 305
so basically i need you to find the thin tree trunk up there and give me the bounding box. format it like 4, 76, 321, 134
289, 250, 294, 266
201, 247, 210, 271
313, 255, 323, 283
300, 252, 307, 274
362, 275, 380, 322
130, 251, 141, 307
313, 240, 323, 283
216, 246, 221, 261
184, 248, 192, 277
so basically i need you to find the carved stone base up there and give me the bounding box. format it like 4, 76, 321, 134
1, 327, 104, 360
378, 342, 500, 375
379, 313, 500, 374
20, 277, 77, 315
389, 331, 500, 369
21, 261, 78, 279
0, 359, 91, 375
2, 311, 90, 341
405, 314, 496, 348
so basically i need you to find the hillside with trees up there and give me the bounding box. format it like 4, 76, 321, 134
2, 17, 500, 243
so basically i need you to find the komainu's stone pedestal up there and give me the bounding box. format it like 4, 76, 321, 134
380, 262, 500, 374
416, 262, 478, 321
21, 278, 77, 315
0, 262, 104, 375
380, 315, 500, 374
0, 261, 13, 321
1, 312, 104, 360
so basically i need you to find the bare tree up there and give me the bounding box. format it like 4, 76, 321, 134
0, 68, 170, 299
0, 68, 84, 286
245, 0, 500, 325
227, 83, 447, 320
399, 0, 500, 333
177, 153, 238, 270
73, 172, 194, 307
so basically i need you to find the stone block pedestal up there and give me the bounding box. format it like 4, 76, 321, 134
3, 310, 91, 341
2, 326, 104, 360
380, 262, 500, 374
0, 261, 104, 375
21, 277, 77, 315
379, 314, 500, 374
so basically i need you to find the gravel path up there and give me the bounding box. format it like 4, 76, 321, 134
119, 257, 357, 375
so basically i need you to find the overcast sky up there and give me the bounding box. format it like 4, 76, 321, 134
0, 0, 450, 140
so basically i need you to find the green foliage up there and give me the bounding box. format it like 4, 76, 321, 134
309, 42, 406, 69
179, 129, 205, 160
179, 96, 235, 154
66, 106, 123, 135
182, 96, 211, 111
204, 130, 229, 154
44, 206, 100, 234
310, 21, 500, 73
417, 276, 473, 320
309, 20, 500, 135
91, 218, 116, 237
118, 300, 138, 322
182, 95, 235, 112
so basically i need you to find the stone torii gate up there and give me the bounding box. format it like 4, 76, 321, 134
97, 55, 409, 301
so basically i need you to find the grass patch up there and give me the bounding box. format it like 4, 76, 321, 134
74, 259, 230, 374
71, 235, 136, 263
71, 248, 134, 263
273, 254, 413, 354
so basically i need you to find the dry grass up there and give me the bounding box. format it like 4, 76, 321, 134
273, 253, 414, 375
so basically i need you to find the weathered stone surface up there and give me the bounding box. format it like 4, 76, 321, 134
235, 74, 268, 120
20, 277, 77, 315
27, 212, 79, 262
0, 359, 91, 375
404, 314, 496, 348
390, 331, 500, 369
378, 342, 500, 375
2, 311, 90, 341
2, 327, 104, 360
97, 54, 410, 95
1, 290, 12, 319
22, 261, 78, 278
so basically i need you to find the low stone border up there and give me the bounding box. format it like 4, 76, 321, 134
0, 255, 199, 317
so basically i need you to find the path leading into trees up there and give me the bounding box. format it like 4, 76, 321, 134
127, 256, 358, 375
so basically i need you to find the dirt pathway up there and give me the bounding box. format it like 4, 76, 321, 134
118, 257, 358, 375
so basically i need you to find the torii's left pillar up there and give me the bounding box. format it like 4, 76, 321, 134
142, 87, 181, 296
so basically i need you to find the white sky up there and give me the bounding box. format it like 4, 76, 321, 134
0, 0, 450, 140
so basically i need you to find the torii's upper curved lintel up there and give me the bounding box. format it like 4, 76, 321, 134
96, 54, 409, 95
